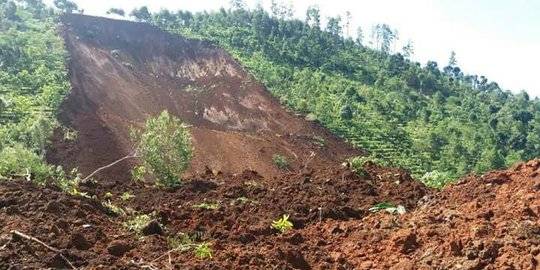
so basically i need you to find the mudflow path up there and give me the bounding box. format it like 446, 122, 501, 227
47, 14, 359, 182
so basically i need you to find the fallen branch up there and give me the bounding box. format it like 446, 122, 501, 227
151, 247, 183, 263
11, 230, 76, 270
0, 238, 11, 250
129, 259, 159, 270
81, 152, 138, 183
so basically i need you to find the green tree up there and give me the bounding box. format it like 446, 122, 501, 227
106, 8, 125, 16
371, 23, 398, 53
130, 6, 151, 22
53, 0, 77, 13
134, 111, 193, 187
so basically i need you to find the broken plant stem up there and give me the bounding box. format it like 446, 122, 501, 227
82, 152, 139, 183
0, 238, 11, 250
151, 247, 183, 263
10, 230, 76, 269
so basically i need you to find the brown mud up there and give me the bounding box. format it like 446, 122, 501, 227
1, 161, 539, 269
47, 14, 360, 182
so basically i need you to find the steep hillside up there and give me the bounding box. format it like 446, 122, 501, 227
145, 7, 540, 186
47, 14, 359, 180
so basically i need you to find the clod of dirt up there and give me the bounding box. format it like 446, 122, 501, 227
107, 240, 131, 257
141, 220, 163, 236
5, 206, 19, 215
391, 229, 419, 254
279, 248, 310, 270
70, 232, 92, 250
45, 201, 62, 213
46, 253, 71, 269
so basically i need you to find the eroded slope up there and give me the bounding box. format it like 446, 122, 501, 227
47, 14, 359, 181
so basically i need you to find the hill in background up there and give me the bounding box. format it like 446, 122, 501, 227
139, 4, 540, 186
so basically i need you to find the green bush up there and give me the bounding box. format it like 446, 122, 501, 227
123, 214, 152, 234
134, 111, 193, 187
131, 165, 146, 182
420, 170, 452, 189
0, 2, 76, 194
194, 243, 213, 259
272, 154, 289, 169
0, 144, 54, 184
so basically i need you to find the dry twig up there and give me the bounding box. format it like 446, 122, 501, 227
10, 230, 76, 270
81, 152, 138, 183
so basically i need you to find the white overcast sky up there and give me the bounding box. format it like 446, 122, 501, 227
47, 0, 540, 97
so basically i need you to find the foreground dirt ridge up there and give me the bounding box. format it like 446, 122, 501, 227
1, 161, 538, 268
47, 14, 360, 181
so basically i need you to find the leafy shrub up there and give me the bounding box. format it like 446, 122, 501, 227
192, 201, 220, 210
62, 126, 78, 141
272, 154, 289, 169
0, 144, 54, 184
133, 111, 193, 187
54, 167, 85, 197
131, 165, 146, 182
271, 214, 293, 233
420, 170, 452, 189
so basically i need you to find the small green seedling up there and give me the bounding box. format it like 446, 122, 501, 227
103, 200, 126, 216
104, 192, 113, 198
168, 233, 194, 252
131, 165, 146, 182
369, 202, 406, 215
230, 197, 259, 206
123, 214, 152, 234
272, 214, 294, 233
120, 192, 135, 201
272, 154, 289, 169
192, 202, 220, 210
194, 243, 213, 259
168, 233, 213, 259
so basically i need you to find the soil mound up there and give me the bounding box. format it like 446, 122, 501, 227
298, 159, 540, 269
47, 14, 359, 181
1, 160, 538, 268
0, 163, 429, 269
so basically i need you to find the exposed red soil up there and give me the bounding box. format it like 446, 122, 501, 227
47, 14, 360, 181
2, 161, 539, 269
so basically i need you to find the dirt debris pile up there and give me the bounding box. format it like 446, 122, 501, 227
1, 161, 539, 268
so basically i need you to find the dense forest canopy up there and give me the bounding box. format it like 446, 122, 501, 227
135, 2, 540, 187
0, 0, 72, 183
